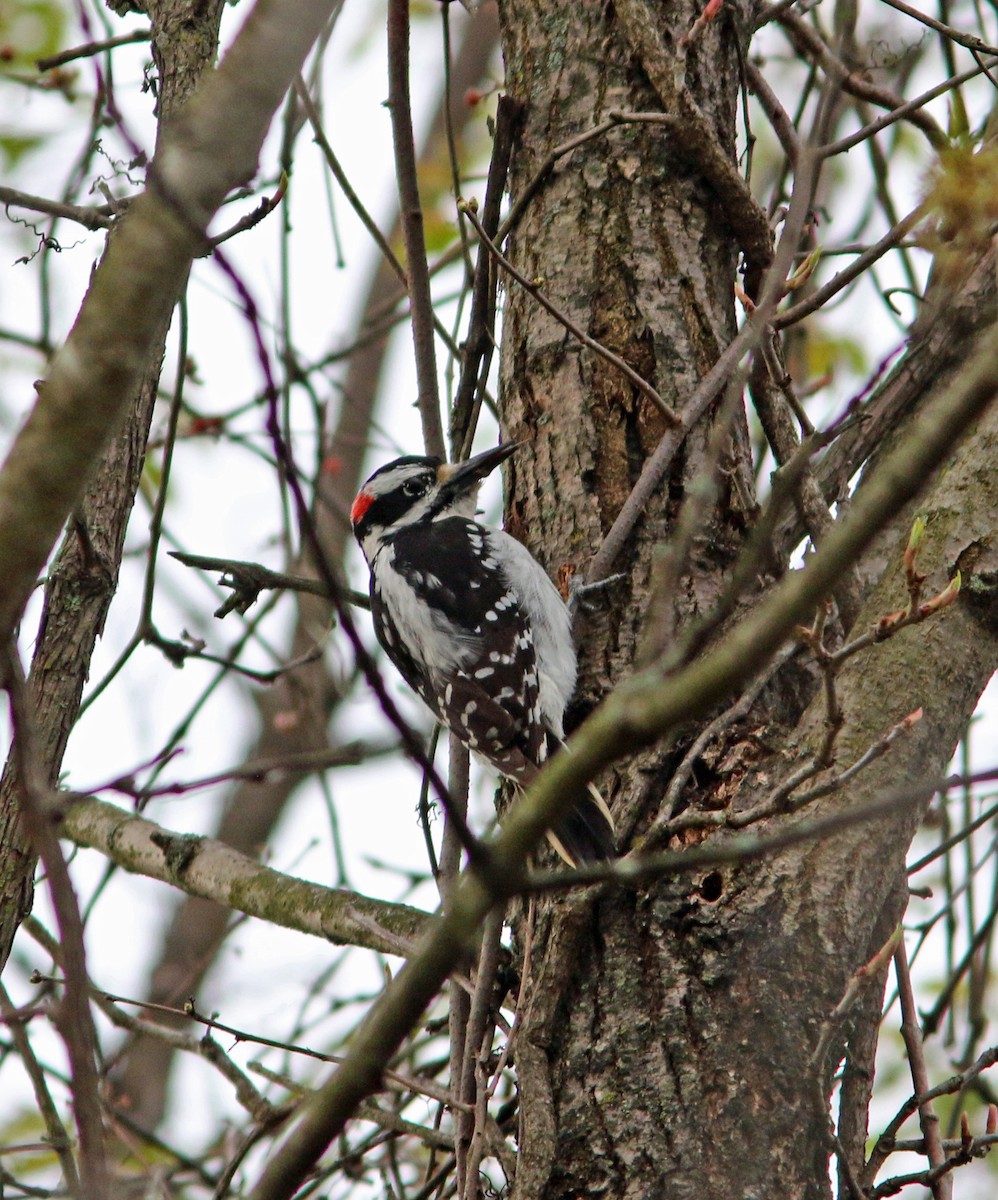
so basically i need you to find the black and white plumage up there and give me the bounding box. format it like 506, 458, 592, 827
350, 442, 614, 865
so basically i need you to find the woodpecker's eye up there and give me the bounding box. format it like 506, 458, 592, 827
402, 478, 426, 497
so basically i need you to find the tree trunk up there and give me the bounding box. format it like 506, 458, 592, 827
0, 0, 227, 972
497, 2, 998, 1197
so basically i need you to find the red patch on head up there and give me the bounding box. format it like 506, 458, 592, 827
350, 490, 374, 526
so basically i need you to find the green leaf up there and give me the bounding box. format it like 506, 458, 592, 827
947, 89, 971, 147
0, 133, 44, 168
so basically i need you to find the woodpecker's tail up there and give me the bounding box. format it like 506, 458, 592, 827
546, 783, 615, 867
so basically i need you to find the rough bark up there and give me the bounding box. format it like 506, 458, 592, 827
530, 420, 998, 1199
499, 1, 756, 690
497, 1, 759, 1187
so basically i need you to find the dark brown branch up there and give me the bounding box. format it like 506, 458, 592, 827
771, 9, 946, 146
746, 61, 801, 168
819, 59, 997, 160
36, 27, 152, 71
168, 548, 369, 613
528, 783, 924, 893
4, 651, 110, 1200
104, 741, 382, 799
0, 184, 115, 231
449, 96, 522, 458
749, 347, 861, 625
866, 1044, 998, 1185
877, 0, 998, 57
894, 938, 950, 1200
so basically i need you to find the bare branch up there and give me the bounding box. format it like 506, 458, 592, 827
61, 795, 430, 955
36, 27, 152, 71
877, 0, 998, 57
386, 0, 445, 458
0, 184, 115, 231
894, 937, 951, 1200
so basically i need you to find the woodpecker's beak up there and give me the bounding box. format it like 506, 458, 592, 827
436, 441, 522, 498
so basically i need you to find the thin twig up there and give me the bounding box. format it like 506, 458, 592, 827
169, 548, 370, 613
0, 184, 115, 231
294, 78, 406, 290
774, 205, 927, 330
772, 8, 947, 146
809, 928, 903, 1200
920, 907, 998, 1038
884, 1134, 998, 1153
445, 738, 474, 1194
527, 771, 998, 894
102, 741, 378, 799
450, 97, 522, 458
746, 61, 801, 168
497, 119, 620, 244
526, 783, 925, 894
386, 0, 445, 458
865, 1044, 998, 1186
820, 59, 998, 159
3, 649, 110, 1200
894, 937, 951, 1200
749, 346, 861, 626
459, 907, 505, 1199
762, 709, 921, 816
209, 174, 288, 247
638, 644, 799, 845
0, 983, 81, 1192
877, 0, 998, 56
908, 799, 998, 875
98, 989, 470, 1111
36, 27, 151, 70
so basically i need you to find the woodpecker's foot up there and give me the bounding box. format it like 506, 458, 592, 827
569, 572, 628, 614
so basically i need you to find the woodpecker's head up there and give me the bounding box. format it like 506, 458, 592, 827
351, 442, 520, 563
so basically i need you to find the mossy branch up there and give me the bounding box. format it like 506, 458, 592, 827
62, 796, 429, 957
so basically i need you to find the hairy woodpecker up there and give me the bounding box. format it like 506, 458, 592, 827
350, 442, 615, 865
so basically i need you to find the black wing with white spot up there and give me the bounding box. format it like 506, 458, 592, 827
370, 516, 547, 773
